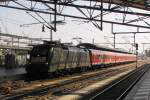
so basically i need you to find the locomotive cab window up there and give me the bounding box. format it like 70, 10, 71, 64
30, 45, 50, 63
31, 45, 50, 56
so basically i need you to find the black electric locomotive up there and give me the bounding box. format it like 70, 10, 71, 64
26, 41, 91, 75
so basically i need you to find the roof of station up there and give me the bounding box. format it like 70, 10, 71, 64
100, 0, 150, 10
0, 0, 12, 2
0, 0, 150, 11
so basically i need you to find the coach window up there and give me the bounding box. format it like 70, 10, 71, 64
100, 55, 103, 60
103, 55, 106, 59
97, 55, 100, 59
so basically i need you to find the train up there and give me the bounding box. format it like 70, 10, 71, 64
25, 41, 136, 75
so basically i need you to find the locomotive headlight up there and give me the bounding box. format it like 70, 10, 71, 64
45, 62, 48, 65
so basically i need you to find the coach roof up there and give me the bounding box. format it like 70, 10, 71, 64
77, 43, 133, 54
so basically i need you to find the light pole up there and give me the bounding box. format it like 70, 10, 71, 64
92, 38, 95, 44
113, 33, 116, 48
135, 43, 138, 68
111, 24, 115, 48
50, 29, 52, 41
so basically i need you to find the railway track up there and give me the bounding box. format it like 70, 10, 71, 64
87, 64, 150, 100
1, 71, 118, 99
0, 74, 26, 82
0, 63, 137, 100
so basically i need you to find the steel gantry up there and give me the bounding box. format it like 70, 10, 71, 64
0, 0, 150, 32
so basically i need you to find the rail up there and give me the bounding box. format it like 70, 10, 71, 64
88, 64, 150, 100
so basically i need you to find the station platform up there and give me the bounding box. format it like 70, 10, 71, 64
125, 64, 150, 100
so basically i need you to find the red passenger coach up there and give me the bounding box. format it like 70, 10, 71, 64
77, 43, 136, 67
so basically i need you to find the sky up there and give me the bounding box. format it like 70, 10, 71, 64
0, 2, 150, 53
